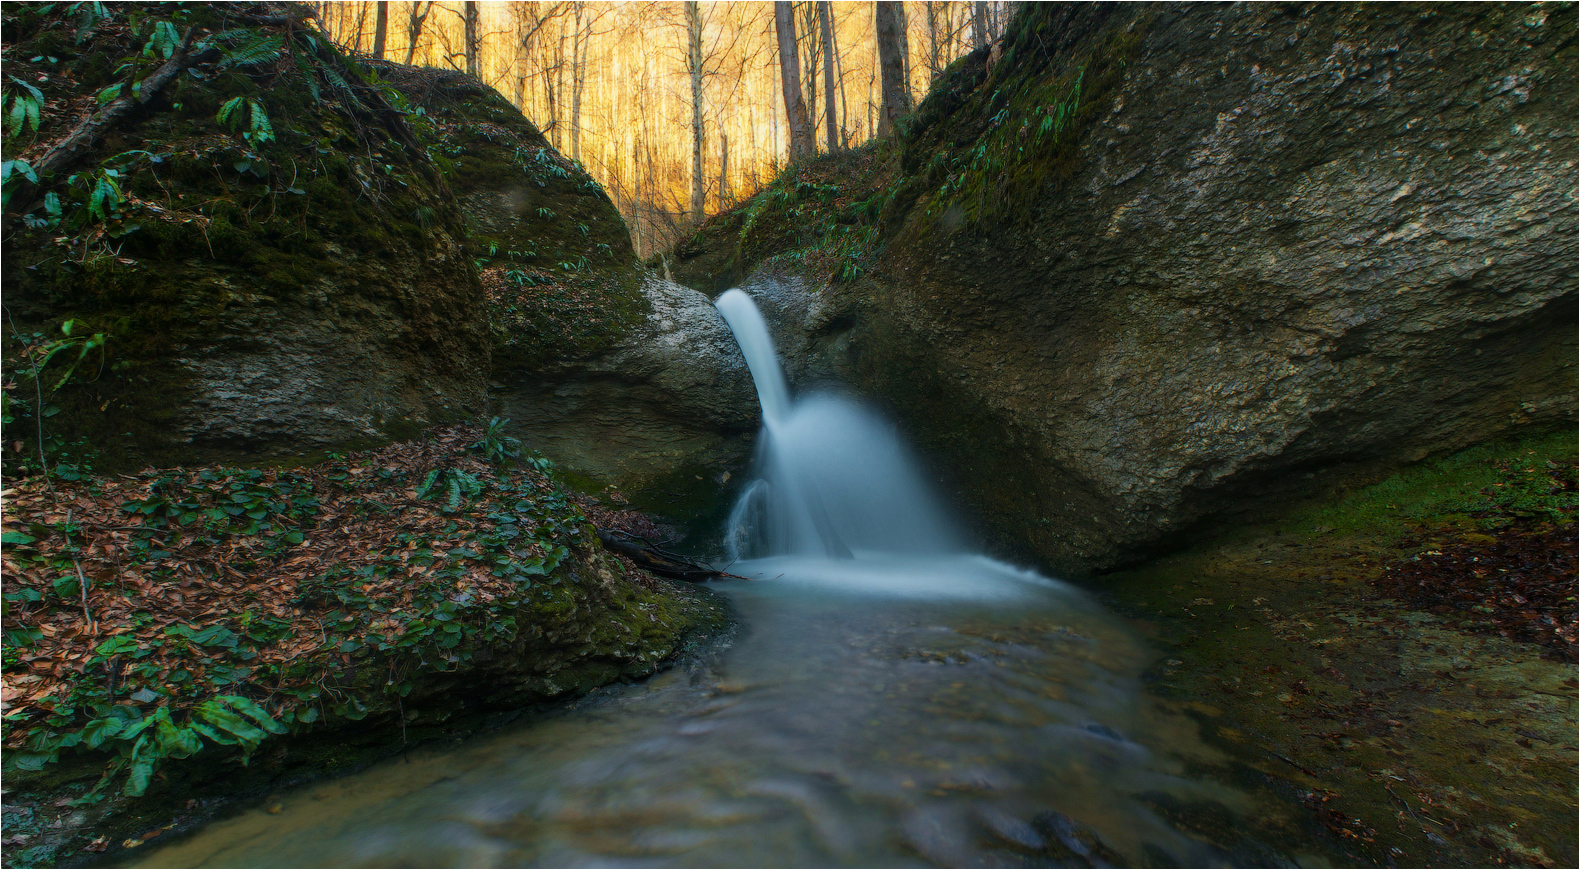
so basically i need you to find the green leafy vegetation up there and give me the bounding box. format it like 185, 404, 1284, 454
4, 74, 45, 137
1, 423, 713, 801
0, 2, 487, 473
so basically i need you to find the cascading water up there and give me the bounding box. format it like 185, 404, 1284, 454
715, 289, 968, 573
133, 287, 1329, 869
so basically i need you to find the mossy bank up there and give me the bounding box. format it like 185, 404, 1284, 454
1099, 429, 1576, 868
1, 425, 730, 868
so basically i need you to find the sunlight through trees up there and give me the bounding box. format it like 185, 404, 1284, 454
315, 1, 1011, 256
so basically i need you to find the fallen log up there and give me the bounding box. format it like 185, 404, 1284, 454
596, 528, 747, 583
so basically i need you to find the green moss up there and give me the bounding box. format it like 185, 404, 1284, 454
1097, 428, 1577, 867
1285, 427, 1578, 539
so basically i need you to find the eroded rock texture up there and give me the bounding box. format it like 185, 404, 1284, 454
786, 3, 1577, 572
493, 277, 758, 518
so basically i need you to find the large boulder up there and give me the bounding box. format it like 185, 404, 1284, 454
362, 66, 759, 525
870, 2, 1577, 572
1, 6, 489, 468
698, 3, 1578, 573
492, 277, 759, 523
2, 8, 758, 525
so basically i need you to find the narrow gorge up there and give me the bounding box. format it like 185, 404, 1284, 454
1, 3, 1573, 868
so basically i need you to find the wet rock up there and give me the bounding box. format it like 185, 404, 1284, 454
493, 277, 759, 518
1032, 810, 1125, 866
974, 805, 1047, 851
759, 3, 1577, 573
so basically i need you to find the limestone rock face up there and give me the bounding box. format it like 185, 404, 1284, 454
725, 274, 860, 395
745, 3, 1579, 572
493, 277, 759, 516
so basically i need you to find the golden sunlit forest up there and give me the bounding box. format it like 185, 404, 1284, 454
314, 1, 1012, 255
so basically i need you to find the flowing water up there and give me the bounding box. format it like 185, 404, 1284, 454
133, 289, 1329, 868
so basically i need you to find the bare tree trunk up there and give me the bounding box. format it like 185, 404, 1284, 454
720, 131, 731, 205
972, 1, 988, 49
373, 1, 388, 58
570, 1, 587, 161
874, 1, 911, 137
800, 2, 818, 149
817, 1, 837, 153
925, 1, 941, 80
897, 3, 912, 101
685, 0, 706, 222
351, 2, 367, 52
464, 1, 480, 78
405, 1, 433, 64
774, 1, 814, 161
830, 7, 849, 147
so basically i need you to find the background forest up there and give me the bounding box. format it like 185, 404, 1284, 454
315, 0, 1012, 257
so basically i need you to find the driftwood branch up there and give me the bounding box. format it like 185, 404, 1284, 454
596, 528, 746, 583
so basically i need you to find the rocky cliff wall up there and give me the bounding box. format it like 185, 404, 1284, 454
710, 3, 1578, 573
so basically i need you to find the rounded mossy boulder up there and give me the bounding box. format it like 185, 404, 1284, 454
2, 5, 487, 470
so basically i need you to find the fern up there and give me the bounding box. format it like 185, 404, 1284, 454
87, 173, 123, 221
320, 66, 356, 104
249, 102, 274, 143
216, 96, 273, 144
219, 33, 284, 69
0, 159, 38, 211
71, 1, 111, 45
72, 695, 288, 800
416, 468, 443, 500
216, 95, 246, 128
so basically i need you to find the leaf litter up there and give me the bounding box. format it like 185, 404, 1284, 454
0, 423, 658, 758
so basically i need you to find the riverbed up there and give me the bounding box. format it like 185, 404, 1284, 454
129, 555, 1340, 868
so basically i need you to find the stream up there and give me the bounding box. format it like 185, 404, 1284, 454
129, 290, 1334, 868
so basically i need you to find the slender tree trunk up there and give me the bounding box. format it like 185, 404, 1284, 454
351, 3, 367, 52
373, 1, 388, 58
874, 1, 911, 137
464, 1, 480, 78
898, 2, 912, 100
925, 1, 941, 80
800, 2, 818, 149
369, 0, 385, 58
830, 8, 849, 147
685, 0, 706, 222
405, 1, 432, 64
817, 1, 837, 153
972, 1, 988, 50
774, 1, 814, 161
571, 1, 587, 161
720, 132, 731, 206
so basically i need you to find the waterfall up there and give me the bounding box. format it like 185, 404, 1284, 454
715, 288, 963, 563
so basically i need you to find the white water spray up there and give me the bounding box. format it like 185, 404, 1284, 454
715, 288, 976, 574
